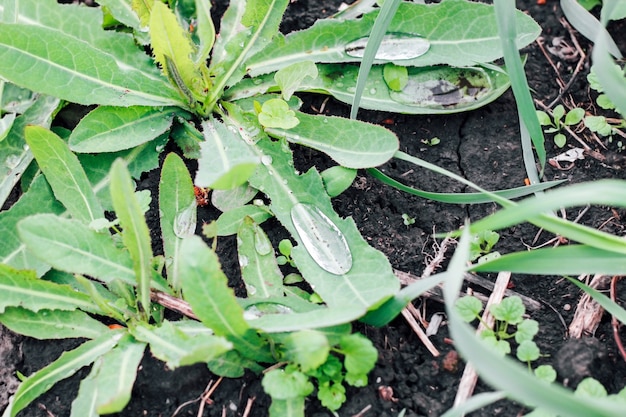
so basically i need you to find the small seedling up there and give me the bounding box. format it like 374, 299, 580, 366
469, 230, 500, 262
402, 213, 416, 226
536, 104, 585, 148
276, 238, 295, 267
421, 137, 441, 146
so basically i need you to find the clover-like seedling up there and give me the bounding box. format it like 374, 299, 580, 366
456, 296, 546, 368
256, 98, 300, 129
276, 238, 295, 267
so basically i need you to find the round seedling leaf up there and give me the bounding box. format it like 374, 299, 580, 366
262, 369, 314, 400
489, 296, 525, 324
534, 365, 557, 383
515, 319, 539, 343
455, 296, 483, 322
516, 340, 540, 362
258, 98, 299, 129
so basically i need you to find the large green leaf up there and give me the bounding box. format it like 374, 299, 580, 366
246, 0, 540, 76
195, 118, 259, 189
110, 159, 154, 316
179, 235, 272, 362
0, 0, 182, 107
0, 94, 60, 208
70, 334, 145, 416
229, 63, 511, 114
206, 0, 289, 107
17, 214, 136, 284
69, 106, 177, 153
0, 307, 110, 340
265, 112, 398, 168
6, 331, 122, 417
0, 176, 64, 275
159, 153, 196, 292
237, 216, 284, 299
25, 126, 104, 225
0, 263, 96, 314
130, 320, 232, 369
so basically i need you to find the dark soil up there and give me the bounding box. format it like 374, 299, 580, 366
2, 1, 626, 417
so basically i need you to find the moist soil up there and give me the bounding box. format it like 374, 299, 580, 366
2, 1, 626, 416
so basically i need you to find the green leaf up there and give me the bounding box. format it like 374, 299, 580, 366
0, 264, 96, 314
24, 126, 104, 225
130, 320, 232, 369
223, 108, 399, 332
6, 331, 121, 417
159, 153, 196, 292
267, 397, 306, 417
216, 205, 272, 236
0, 95, 60, 209
150, 1, 203, 103
0, 9, 182, 107
262, 368, 314, 400
69, 106, 177, 153
194, 0, 216, 64
266, 112, 398, 169
258, 98, 300, 129
584, 115, 612, 136
234, 63, 511, 115
18, 213, 137, 284
321, 166, 357, 198
179, 235, 272, 361
211, 184, 259, 212
536, 110, 552, 126
246, 0, 540, 75
554, 133, 567, 148
455, 296, 483, 322
564, 107, 585, 125
195, 118, 259, 189
282, 330, 329, 373
341, 333, 377, 376
237, 217, 284, 298
516, 340, 540, 362
207, 350, 261, 378
70, 334, 145, 415
515, 319, 539, 343
534, 365, 557, 383
317, 381, 346, 411
575, 378, 608, 398
110, 159, 153, 316
383, 63, 408, 92
0, 307, 110, 340
98, 0, 143, 35
274, 61, 318, 101
489, 296, 524, 324
206, 0, 289, 108
0, 176, 64, 274
553, 104, 565, 122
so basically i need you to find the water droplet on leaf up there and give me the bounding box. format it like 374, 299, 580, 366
290, 203, 352, 275
239, 255, 249, 268
173, 202, 197, 238
345, 33, 430, 61
261, 155, 273, 165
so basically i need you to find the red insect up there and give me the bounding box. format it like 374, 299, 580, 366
194, 186, 210, 207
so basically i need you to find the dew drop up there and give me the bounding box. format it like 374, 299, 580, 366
345, 33, 430, 61
369, 88, 377, 95
261, 155, 272, 165
173, 202, 197, 238
336, 82, 344, 87
239, 255, 249, 268
290, 203, 352, 275
246, 284, 257, 296
5, 155, 19, 169
243, 303, 294, 320
253, 78, 263, 85
347, 86, 356, 93
254, 227, 272, 255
